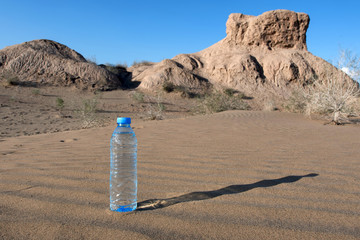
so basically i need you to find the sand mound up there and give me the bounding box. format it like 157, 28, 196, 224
134, 58, 210, 92
0, 39, 122, 90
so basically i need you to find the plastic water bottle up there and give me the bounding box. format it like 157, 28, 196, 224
110, 117, 137, 212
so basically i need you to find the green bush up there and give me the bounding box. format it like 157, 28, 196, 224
32, 89, 41, 96
223, 88, 236, 97
56, 98, 65, 111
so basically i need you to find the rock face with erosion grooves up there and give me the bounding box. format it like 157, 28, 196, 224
224, 10, 309, 50
0, 39, 121, 90
134, 10, 349, 99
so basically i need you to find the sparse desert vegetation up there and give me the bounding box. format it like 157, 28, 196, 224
0, 70, 21, 86
305, 77, 359, 124
284, 51, 360, 124
162, 81, 199, 98
131, 91, 145, 103
56, 97, 65, 111
77, 96, 100, 128
196, 89, 250, 114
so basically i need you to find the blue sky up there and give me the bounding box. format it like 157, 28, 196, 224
1, 0, 359, 66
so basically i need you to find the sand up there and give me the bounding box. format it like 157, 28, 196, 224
1, 110, 360, 239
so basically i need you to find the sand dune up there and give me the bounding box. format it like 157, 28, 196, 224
1, 111, 359, 239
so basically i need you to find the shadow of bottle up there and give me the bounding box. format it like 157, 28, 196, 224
136, 173, 318, 211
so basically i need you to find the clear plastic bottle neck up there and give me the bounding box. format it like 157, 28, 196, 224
117, 123, 131, 127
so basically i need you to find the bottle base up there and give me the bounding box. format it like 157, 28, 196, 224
110, 202, 137, 212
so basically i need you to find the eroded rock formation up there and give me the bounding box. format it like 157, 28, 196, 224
224, 10, 309, 50
0, 39, 121, 90
133, 10, 343, 100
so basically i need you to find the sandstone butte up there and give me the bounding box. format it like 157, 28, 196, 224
132, 9, 353, 100
0, 10, 353, 100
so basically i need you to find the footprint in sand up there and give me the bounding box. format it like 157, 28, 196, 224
60, 138, 78, 143
1, 151, 15, 155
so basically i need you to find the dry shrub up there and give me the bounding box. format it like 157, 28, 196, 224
263, 99, 277, 112
145, 92, 166, 120
162, 81, 198, 98
132, 60, 153, 67
285, 50, 360, 124
196, 90, 249, 114
131, 91, 145, 103
283, 89, 309, 113
1, 70, 20, 86
305, 77, 359, 124
74, 94, 103, 128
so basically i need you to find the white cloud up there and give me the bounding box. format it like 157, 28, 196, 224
341, 67, 358, 80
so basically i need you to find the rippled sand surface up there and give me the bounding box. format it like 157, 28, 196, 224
1, 111, 359, 239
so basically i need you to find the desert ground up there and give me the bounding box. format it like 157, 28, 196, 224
0, 85, 196, 138
1, 85, 360, 239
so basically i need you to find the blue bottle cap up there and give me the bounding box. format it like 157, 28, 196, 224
117, 117, 131, 124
